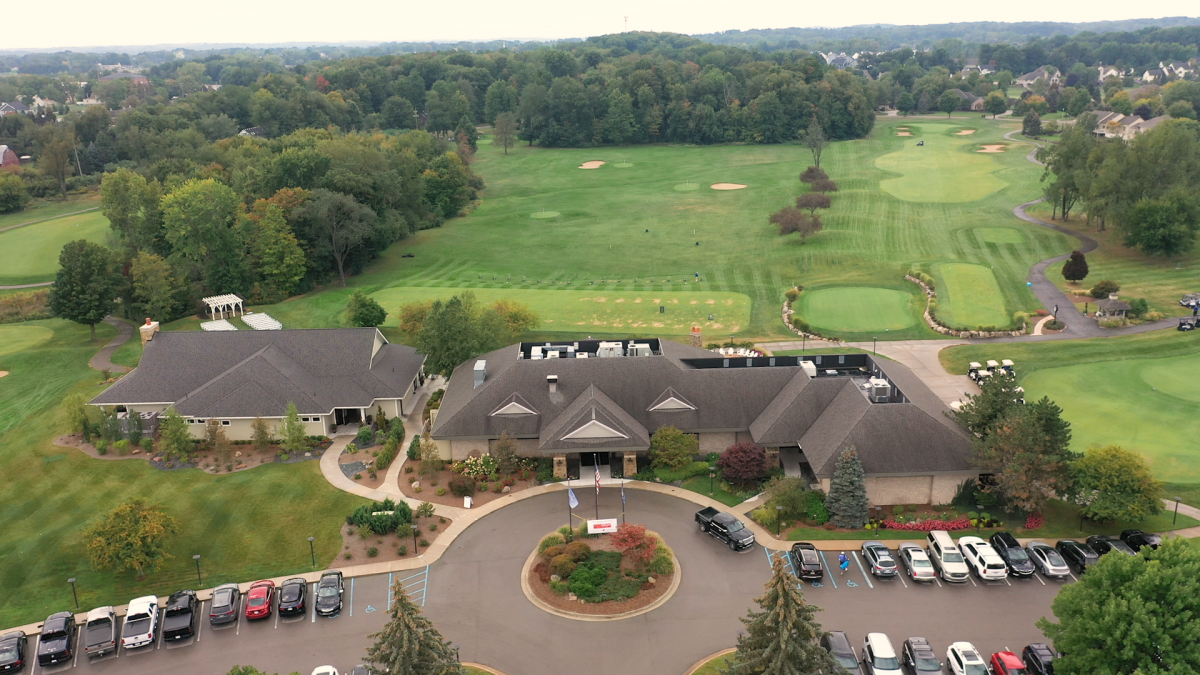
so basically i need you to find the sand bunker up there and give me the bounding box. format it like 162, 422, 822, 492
711, 183, 748, 190
955, 129, 977, 135
978, 145, 1007, 153
896, 131, 912, 136
579, 161, 606, 169
0, 371, 8, 378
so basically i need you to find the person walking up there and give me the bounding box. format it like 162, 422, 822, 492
838, 551, 850, 576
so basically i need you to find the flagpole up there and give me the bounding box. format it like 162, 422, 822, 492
621, 477, 626, 525
594, 452, 600, 521
567, 478, 573, 542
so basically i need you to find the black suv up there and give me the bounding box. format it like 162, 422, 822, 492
279, 578, 308, 616
789, 542, 824, 580
902, 637, 942, 673
315, 571, 344, 617
1087, 535, 1136, 557
820, 631, 863, 675
0, 631, 27, 673
163, 590, 198, 641
37, 612, 75, 667
1022, 643, 1056, 675
1056, 540, 1099, 574
990, 531, 1036, 577
1120, 529, 1162, 552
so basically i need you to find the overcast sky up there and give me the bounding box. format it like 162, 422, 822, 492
7, 0, 1199, 51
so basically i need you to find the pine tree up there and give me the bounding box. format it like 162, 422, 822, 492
825, 448, 869, 529
365, 578, 463, 675
722, 556, 838, 675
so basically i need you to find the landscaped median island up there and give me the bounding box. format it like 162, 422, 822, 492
341, 498, 446, 563
526, 524, 676, 618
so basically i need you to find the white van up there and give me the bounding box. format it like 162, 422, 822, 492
862, 633, 903, 675
926, 531, 970, 583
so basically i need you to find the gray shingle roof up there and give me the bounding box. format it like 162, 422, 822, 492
538, 385, 650, 452
90, 328, 424, 417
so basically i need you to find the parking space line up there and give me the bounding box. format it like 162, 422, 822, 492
350, 577, 355, 617
934, 575, 942, 588
421, 565, 430, 606
397, 570, 425, 583
197, 601, 205, 642
851, 551, 873, 589
1033, 574, 1046, 586
1004, 577, 1012, 587
156, 607, 164, 649
1068, 571, 1078, 582
817, 551, 837, 588
969, 575, 978, 587
312, 583, 317, 622
274, 602, 280, 629
236, 596, 243, 635
388, 572, 394, 611
897, 573, 907, 588
73, 624, 81, 666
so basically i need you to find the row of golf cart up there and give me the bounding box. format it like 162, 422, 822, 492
967, 360, 1025, 404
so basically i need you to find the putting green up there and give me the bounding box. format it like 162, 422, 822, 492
799, 287, 917, 333
976, 227, 1026, 244
934, 263, 1011, 328
875, 124, 1008, 203
0, 325, 54, 357
1022, 355, 1200, 482
369, 287, 751, 335
0, 211, 111, 284
530, 211, 561, 219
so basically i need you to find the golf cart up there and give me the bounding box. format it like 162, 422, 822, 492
1014, 387, 1026, 405
1180, 317, 1198, 332
1001, 359, 1015, 376
1180, 293, 1200, 308
986, 360, 1000, 375
916, 140, 925, 146
968, 362, 983, 382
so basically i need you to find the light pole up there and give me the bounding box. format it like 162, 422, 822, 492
776, 506, 783, 537
412, 526, 420, 555
307, 537, 316, 568
709, 469, 715, 496
872, 337, 877, 355
1174, 497, 1182, 525
68, 578, 79, 610
193, 555, 202, 585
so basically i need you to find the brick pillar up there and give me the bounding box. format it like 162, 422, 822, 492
623, 453, 638, 478
765, 446, 780, 469
553, 453, 567, 479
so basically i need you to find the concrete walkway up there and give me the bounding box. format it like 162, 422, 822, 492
89, 315, 134, 374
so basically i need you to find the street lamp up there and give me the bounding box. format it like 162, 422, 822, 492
307, 537, 316, 568
412, 526, 420, 555
709, 469, 715, 496
776, 505, 783, 537
1173, 496, 1182, 525
193, 555, 202, 585
68, 578, 79, 610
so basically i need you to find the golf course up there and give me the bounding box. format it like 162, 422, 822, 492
0, 201, 106, 286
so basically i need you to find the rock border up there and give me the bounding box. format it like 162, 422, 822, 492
904, 274, 1027, 339
519, 540, 681, 622
779, 296, 839, 344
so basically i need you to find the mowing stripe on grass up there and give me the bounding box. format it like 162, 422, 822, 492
934, 262, 1012, 328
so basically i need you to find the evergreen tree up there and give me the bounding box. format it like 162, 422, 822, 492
825, 448, 869, 529
1022, 110, 1042, 136
364, 578, 463, 675
128, 409, 143, 446
280, 402, 309, 455
1061, 250, 1089, 283
722, 556, 838, 675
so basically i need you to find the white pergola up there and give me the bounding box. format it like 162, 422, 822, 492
200, 319, 238, 331
242, 313, 282, 331
202, 294, 244, 320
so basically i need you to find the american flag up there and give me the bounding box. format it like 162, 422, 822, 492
594, 462, 601, 494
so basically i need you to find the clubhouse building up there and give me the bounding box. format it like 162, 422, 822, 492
430, 339, 976, 505
90, 328, 426, 439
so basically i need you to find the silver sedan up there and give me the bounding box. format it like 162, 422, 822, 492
1026, 540, 1071, 578
897, 542, 937, 582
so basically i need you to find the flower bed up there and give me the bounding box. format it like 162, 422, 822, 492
878, 517, 971, 532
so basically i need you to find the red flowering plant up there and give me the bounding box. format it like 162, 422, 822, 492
879, 517, 971, 532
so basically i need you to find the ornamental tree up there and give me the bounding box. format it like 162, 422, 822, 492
83, 498, 181, 579
610, 523, 657, 568
279, 402, 309, 455
795, 192, 832, 217
717, 442, 769, 488
1071, 445, 1164, 523
825, 448, 869, 529
649, 426, 697, 470
157, 406, 194, 462
799, 166, 828, 184
1061, 250, 1090, 283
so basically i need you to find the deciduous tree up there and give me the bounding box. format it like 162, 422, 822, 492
811, 178, 838, 193
294, 188, 377, 286
800, 116, 826, 167
252, 416, 273, 452
397, 300, 433, 335
825, 448, 868, 529
717, 442, 768, 488
364, 576, 462, 675
492, 112, 517, 155
83, 498, 181, 579
1071, 445, 1163, 523
648, 426, 697, 471
157, 406, 194, 462
347, 289, 388, 327
938, 90, 962, 117
799, 166, 827, 184
130, 251, 185, 322
242, 203, 305, 301
795, 192, 832, 217
1061, 250, 1089, 283
1022, 110, 1042, 137
279, 402, 309, 455
609, 523, 657, 568
0, 172, 30, 213
48, 239, 120, 340
1123, 188, 1200, 256
415, 292, 508, 376
971, 398, 1076, 514
896, 92, 916, 116
491, 298, 539, 336
36, 124, 75, 197
984, 91, 1008, 119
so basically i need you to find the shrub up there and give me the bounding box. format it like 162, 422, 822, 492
405, 465, 413, 473
428, 523, 438, 532
419, 538, 429, 547
879, 517, 971, 532
436, 487, 446, 496
1024, 512, 1044, 529
549, 554, 577, 578
348, 498, 413, 534
538, 534, 565, 554
397, 544, 407, 556
367, 547, 379, 558
549, 580, 570, 595
356, 426, 374, 446
752, 506, 778, 530
461, 454, 499, 479
491, 482, 502, 493
114, 439, 130, 456
1128, 298, 1150, 319
407, 435, 422, 460
376, 437, 399, 469
344, 552, 353, 559
416, 501, 435, 518
648, 544, 675, 575
541, 545, 565, 561
563, 541, 592, 561
717, 442, 768, 488
449, 475, 476, 497
791, 316, 811, 333
610, 523, 657, 568
652, 460, 711, 483
784, 288, 800, 303
140, 438, 153, 451
413, 486, 421, 492
1090, 279, 1120, 298
648, 426, 697, 470
1098, 318, 1126, 329
96, 439, 108, 455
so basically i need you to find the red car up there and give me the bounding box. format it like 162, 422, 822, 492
991, 651, 1027, 675
244, 581, 275, 620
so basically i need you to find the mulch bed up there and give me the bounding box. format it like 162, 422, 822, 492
54, 434, 326, 474
527, 534, 674, 617
339, 516, 446, 565
397, 461, 540, 508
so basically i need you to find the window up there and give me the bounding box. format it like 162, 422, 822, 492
301, 417, 310, 422
221, 420, 230, 426
838, 355, 845, 364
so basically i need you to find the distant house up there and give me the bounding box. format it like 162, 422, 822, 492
239, 126, 266, 138
1097, 65, 1122, 80
947, 89, 983, 111
0, 145, 19, 172
1123, 115, 1170, 140
1015, 66, 1059, 88
99, 72, 149, 87
821, 52, 858, 70
0, 100, 29, 116
1165, 61, 1194, 78
1092, 111, 1126, 138
1141, 69, 1166, 83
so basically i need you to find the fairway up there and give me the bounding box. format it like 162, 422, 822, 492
0, 325, 54, 358
799, 287, 917, 333
370, 287, 751, 334
975, 227, 1025, 244
934, 263, 1011, 328
1022, 355, 1200, 482
875, 124, 1008, 203
0, 211, 111, 285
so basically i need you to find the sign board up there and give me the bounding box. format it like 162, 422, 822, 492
587, 518, 619, 534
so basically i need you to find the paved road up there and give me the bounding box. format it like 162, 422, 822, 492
89, 316, 134, 374
39, 491, 1065, 675
0, 281, 53, 289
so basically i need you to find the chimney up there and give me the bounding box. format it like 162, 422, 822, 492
139, 317, 160, 346
1109, 293, 1119, 300
690, 326, 702, 348
473, 360, 486, 388
547, 375, 558, 393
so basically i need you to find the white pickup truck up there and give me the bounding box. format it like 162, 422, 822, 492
120, 596, 159, 649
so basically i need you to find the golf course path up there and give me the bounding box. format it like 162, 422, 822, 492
0, 281, 52, 289
89, 315, 134, 374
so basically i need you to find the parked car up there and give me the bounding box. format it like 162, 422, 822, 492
279, 578, 308, 616
821, 631, 863, 675
990, 532, 1036, 577
162, 590, 198, 641
36, 612, 75, 667
83, 606, 116, 657
902, 637, 942, 673
696, 507, 755, 551
862, 633, 903, 675
311, 667, 339, 675
946, 642, 989, 675
209, 583, 241, 625
789, 542, 824, 580
1021, 644, 1056, 675
0, 630, 28, 673
1120, 529, 1162, 551
120, 596, 159, 649
991, 651, 1028, 675
861, 542, 898, 578
1056, 540, 1099, 574
896, 543, 936, 582
245, 581, 275, 620
1087, 535, 1136, 557
316, 571, 345, 617
926, 531, 970, 582
958, 536, 1009, 581
350, 667, 369, 675
1026, 541, 1071, 578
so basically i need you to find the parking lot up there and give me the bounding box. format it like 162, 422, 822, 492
16, 491, 1068, 675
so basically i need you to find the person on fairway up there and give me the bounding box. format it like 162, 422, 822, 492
838, 551, 850, 575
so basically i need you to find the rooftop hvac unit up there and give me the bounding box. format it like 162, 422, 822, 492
597, 341, 624, 358
629, 343, 652, 357
800, 361, 818, 378
531, 346, 543, 360
473, 360, 487, 388
548, 350, 560, 358
575, 352, 588, 358
868, 377, 891, 403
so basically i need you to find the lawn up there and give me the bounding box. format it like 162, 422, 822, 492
798, 286, 917, 334
0, 320, 367, 628
0, 195, 99, 231
0, 209, 110, 285
689, 653, 733, 675
875, 123, 1009, 203
933, 262, 1012, 328
940, 330, 1200, 483
680, 476, 744, 507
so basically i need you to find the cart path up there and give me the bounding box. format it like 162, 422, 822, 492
89, 315, 134, 374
